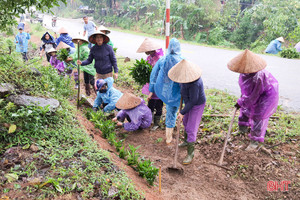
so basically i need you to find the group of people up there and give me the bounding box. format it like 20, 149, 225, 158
15, 17, 280, 165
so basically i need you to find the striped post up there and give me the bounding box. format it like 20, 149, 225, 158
166, 0, 170, 49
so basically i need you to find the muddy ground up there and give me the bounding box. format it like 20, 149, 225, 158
75, 75, 299, 200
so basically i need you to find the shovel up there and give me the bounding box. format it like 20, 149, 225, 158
218, 107, 238, 166
167, 97, 184, 174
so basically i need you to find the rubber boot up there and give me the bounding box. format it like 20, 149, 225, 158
85, 84, 91, 96
165, 127, 173, 144
245, 140, 259, 151
151, 115, 160, 131
92, 85, 97, 95
183, 142, 195, 165
178, 131, 188, 148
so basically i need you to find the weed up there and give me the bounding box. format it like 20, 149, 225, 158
119, 146, 128, 159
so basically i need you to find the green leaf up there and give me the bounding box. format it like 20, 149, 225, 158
8, 124, 17, 133
4, 173, 19, 183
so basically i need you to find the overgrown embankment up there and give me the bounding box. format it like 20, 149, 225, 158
0, 36, 144, 199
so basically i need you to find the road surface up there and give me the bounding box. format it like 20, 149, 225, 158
42, 15, 300, 112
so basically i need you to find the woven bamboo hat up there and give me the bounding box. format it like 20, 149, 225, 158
56, 41, 71, 50
72, 34, 88, 45
88, 31, 110, 44
168, 59, 202, 83
116, 93, 142, 110
58, 27, 68, 34
136, 38, 161, 53
276, 37, 284, 43
227, 49, 267, 73
99, 25, 111, 34
47, 48, 57, 54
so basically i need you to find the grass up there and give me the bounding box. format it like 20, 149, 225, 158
0, 37, 144, 199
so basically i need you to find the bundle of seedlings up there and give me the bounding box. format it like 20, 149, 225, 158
129, 58, 152, 86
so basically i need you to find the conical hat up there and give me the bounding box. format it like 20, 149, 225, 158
168, 59, 202, 83
56, 41, 71, 50
227, 49, 267, 73
47, 47, 57, 54
136, 38, 162, 53
88, 31, 110, 44
276, 37, 284, 43
58, 27, 68, 34
72, 34, 88, 45
99, 25, 111, 34
115, 93, 141, 110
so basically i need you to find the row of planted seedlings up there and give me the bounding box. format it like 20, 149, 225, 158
85, 108, 159, 186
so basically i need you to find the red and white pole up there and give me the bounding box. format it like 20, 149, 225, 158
166, 0, 170, 49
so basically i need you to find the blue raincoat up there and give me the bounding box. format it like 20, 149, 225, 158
265, 39, 282, 54
93, 77, 123, 112
15, 32, 31, 53
56, 33, 75, 48
149, 38, 183, 128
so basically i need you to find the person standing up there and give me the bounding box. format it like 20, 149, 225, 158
15, 23, 31, 61
168, 59, 206, 165
149, 38, 182, 144
83, 16, 98, 49
137, 38, 164, 130
265, 37, 284, 54
228, 49, 279, 151
77, 31, 118, 80
40, 32, 56, 62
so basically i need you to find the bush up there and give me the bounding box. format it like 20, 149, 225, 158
280, 48, 300, 59
208, 26, 226, 45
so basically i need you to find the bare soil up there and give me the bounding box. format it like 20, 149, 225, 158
75, 76, 299, 200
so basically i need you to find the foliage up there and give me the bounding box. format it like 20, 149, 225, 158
0, 0, 67, 30
57, 48, 69, 61
129, 58, 152, 86
280, 48, 300, 59
137, 159, 159, 186
208, 26, 226, 45
127, 144, 141, 166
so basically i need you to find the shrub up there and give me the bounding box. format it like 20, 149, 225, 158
280, 48, 300, 59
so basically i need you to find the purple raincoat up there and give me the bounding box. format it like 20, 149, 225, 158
117, 99, 152, 131
237, 69, 279, 142
50, 55, 64, 74
141, 48, 164, 99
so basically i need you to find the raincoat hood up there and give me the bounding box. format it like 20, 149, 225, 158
41, 32, 55, 44
167, 38, 181, 55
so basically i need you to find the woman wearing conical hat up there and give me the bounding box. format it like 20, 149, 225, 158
113, 93, 152, 131
265, 37, 284, 54
149, 38, 182, 145
137, 38, 164, 131
168, 59, 206, 165
228, 49, 279, 151
55, 27, 76, 54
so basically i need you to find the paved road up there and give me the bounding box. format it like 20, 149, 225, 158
43, 16, 300, 112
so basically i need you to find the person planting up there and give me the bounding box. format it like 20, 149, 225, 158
55, 27, 75, 54
15, 22, 30, 61
265, 37, 284, 54
113, 93, 152, 131
136, 38, 164, 130
77, 31, 118, 80
168, 59, 206, 165
149, 38, 182, 144
228, 49, 279, 151
40, 32, 56, 62
93, 77, 123, 113
48, 48, 64, 75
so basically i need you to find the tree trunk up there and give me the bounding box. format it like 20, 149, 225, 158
181, 24, 185, 39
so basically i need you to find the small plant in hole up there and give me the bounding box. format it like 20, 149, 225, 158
127, 144, 140, 166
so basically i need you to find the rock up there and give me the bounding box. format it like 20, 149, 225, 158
80, 94, 93, 108
30, 144, 39, 152
29, 67, 42, 76
8, 95, 60, 111
0, 83, 15, 98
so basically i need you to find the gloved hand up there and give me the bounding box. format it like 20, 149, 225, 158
234, 102, 241, 109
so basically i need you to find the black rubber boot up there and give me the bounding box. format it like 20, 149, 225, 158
239, 125, 248, 134
151, 115, 161, 131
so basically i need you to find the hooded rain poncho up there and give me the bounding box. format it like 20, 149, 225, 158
117, 99, 152, 131
71, 43, 96, 76
93, 77, 123, 112
40, 32, 56, 52
237, 69, 279, 142
15, 32, 31, 53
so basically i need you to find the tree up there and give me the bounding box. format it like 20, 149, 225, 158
0, 0, 67, 30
